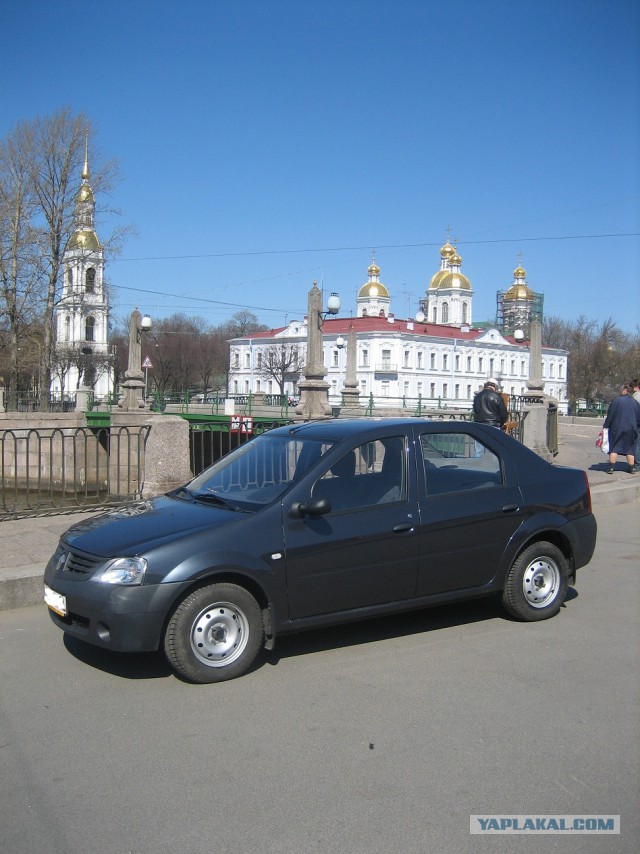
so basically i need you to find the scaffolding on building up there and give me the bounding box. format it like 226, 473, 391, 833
496, 290, 544, 336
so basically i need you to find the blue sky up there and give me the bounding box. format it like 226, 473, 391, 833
2, 0, 639, 332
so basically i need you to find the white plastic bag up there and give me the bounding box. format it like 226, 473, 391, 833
596, 428, 609, 454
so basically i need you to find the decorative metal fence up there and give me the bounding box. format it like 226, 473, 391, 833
0, 425, 150, 519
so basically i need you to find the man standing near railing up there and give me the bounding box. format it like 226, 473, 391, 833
472, 379, 508, 430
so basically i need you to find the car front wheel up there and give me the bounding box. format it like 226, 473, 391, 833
502, 541, 568, 621
164, 583, 264, 683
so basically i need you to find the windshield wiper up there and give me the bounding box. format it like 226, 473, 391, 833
191, 492, 244, 512
169, 486, 195, 502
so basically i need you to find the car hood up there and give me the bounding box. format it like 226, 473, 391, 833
61, 495, 244, 557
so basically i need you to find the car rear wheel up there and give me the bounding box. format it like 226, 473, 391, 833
502, 541, 568, 621
164, 583, 264, 683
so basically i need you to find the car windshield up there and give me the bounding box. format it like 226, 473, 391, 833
187, 433, 335, 510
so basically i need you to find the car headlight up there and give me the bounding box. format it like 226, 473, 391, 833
92, 557, 148, 585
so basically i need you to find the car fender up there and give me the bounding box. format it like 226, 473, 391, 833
160, 545, 278, 585
158, 544, 287, 638
494, 510, 578, 584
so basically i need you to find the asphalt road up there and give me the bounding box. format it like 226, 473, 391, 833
1, 503, 638, 854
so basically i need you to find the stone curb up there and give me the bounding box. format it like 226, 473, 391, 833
590, 479, 640, 507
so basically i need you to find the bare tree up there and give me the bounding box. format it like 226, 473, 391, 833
0, 121, 40, 406
191, 328, 229, 394
542, 315, 631, 406
542, 316, 573, 350
222, 310, 268, 339
258, 342, 301, 395
0, 109, 128, 409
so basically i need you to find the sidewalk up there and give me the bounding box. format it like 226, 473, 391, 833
0, 424, 637, 612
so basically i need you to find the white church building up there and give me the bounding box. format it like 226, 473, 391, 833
228, 243, 569, 411
50, 139, 112, 402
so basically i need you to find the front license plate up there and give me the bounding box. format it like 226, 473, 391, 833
44, 585, 67, 617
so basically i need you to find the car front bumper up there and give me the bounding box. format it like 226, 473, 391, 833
43, 567, 187, 653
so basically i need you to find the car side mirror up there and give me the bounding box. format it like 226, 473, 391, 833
289, 497, 332, 518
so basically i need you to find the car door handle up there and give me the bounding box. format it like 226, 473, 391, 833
502, 504, 520, 513
393, 523, 415, 533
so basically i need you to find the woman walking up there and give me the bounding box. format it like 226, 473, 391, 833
603, 383, 640, 474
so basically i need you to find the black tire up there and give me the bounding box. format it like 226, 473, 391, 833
501, 541, 568, 621
164, 583, 264, 683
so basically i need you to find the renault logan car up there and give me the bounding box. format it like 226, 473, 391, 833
44, 418, 597, 683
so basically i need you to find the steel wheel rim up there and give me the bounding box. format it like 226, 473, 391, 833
190, 601, 250, 667
522, 557, 560, 608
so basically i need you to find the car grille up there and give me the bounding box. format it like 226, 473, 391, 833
59, 550, 103, 576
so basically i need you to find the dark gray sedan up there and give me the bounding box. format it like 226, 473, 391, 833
44, 419, 597, 683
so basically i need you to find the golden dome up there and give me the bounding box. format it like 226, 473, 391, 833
438, 272, 471, 291
368, 261, 380, 276
440, 240, 455, 258
428, 270, 449, 290
358, 281, 389, 299
513, 264, 527, 279
67, 230, 101, 252
450, 250, 462, 266
504, 283, 533, 301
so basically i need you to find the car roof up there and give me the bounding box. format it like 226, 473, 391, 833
266, 418, 551, 470
269, 418, 493, 441
269, 418, 415, 440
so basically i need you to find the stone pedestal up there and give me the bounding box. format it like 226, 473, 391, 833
293, 282, 334, 421
295, 378, 333, 420
118, 377, 147, 411
75, 386, 91, 412
109, 412, 192, 498
141, 414, 193, 496
521, 397, 554, 461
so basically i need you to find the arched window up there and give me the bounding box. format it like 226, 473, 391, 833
462, 303, 468, 324
65, 316, 70, 341
85, 268, 96, 292
67, 269, 73, 287
85, 316, 95, 342
442, 302, 449, 323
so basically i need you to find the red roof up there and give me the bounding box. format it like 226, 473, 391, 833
247, 315, 508, 342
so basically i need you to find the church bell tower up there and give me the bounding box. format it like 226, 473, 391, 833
51, 133, 111, 402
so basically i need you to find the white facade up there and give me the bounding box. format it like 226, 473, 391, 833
51, 142, 112, 401
228, 254, 569, 411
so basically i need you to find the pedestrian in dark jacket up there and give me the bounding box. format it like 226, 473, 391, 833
603, 383, 640, 474
473, 379, 508, 429
632, 378, 640, 466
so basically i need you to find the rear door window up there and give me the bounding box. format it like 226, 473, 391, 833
419, 432, 502, 496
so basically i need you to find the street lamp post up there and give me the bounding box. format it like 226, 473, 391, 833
294, 282, 340, 421
118, 308, 153, 410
